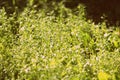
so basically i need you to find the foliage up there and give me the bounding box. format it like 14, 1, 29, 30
0, 4, 120, 80
1, 0, 120, 26
0, 0, 62, 15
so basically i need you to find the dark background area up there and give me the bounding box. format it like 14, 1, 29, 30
0, 0, 120, 26
0, 0, 27, 15
64, 0, 120, 26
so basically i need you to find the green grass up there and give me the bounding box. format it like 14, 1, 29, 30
0, 5, 120, 80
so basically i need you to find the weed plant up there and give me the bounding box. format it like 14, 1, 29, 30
0, 4, 120, 80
